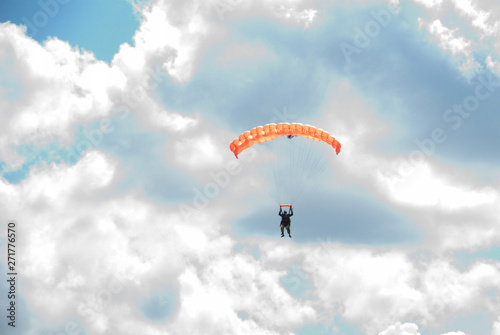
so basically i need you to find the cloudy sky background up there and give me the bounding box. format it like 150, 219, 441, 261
1, 0, 500, 334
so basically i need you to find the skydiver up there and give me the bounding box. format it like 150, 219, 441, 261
279, 206, 293, 238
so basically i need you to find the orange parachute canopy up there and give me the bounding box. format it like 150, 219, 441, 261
230, 123, 341, 158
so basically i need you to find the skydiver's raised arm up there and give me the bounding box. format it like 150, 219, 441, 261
289, 207, 293, 216
279, 207, 283, 216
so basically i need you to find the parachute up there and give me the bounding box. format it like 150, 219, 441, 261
230, 123, 341, 158
229, 123, 341, 204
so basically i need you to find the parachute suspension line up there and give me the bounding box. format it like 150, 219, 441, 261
229, 123, 341, 206
301, 145, 329, 192
275, 138, 284, 204
279, 135, 290, 204
289, 138, 303, 204
307, 143, 329, 194
279, 136, 300, 205
290, 138, 329, 204
295, 138, 311, 198
289, 136, 293, 203
288, 137, 306, 204
281, 136, 291, 204
287, 138, 298, 204
264, 141, 282, 204
293, 138, 317, 203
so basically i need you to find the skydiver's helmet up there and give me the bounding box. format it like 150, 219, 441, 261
283, 211, 287, 214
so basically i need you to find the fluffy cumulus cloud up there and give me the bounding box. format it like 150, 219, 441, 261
0, 0, 212, 169
0, 22, 125, 167
301, 243, 500, 334
451, 0, 499, 35
0, 151, 230, 333
378, 322, 421, 335
4, 150, 498, 334
0, 151, 313, 334
493, 316, 500, 335
5, 145, 497, 335
426, 19, 480, 76
315, 79, 500, 252
411, 0, 500, 78
413, 0, 443, 8
2, 0, 500, 334
114, 0, 212, 83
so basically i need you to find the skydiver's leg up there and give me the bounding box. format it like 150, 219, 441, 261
281, 224, 284, 237
286, 224, 291, 237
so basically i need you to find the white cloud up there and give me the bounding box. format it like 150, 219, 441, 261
0, 23, 126, 168
302, 247, 424, 333
209, 0, 321, 28
413, 0, 500, 36
413, 0, 443, 8
116, 0, 213, 84
421, 260, 500, 323
173, 256, 316, 334
0, 0, 332, 171
379, 162, 498, 210
412, 0, 500, 77
451, 0, 499, 35
315, 80, 500, 251
273, 5, 318, 28
0, 0, 223, 169
173, 134, 226, 170
147, 105, 199, 131
317, 80, 498, 211
486, 54, 500, 76
3, 1, 500, 334
375, 159, 500, 251
378, 322, 421, 335
0, 147, 311, 334
0, 149, 220, 333
492, 315, 500, 335
290, 223, 500, 333
427, 19, 470, 54
2, 149, 500, 334
419, 19, 481, 77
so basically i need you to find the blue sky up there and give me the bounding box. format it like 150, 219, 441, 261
1, 0, 500, 334
0, 0, 139, 62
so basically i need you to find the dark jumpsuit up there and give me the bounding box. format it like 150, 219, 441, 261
279, 207, 293, 236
